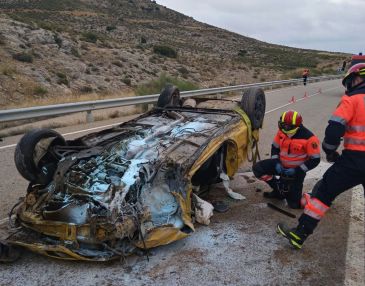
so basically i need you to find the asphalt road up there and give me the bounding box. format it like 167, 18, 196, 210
0, 79, 364, 285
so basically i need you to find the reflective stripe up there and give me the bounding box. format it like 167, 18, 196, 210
300, 164, 308, 172
310, 154, 321, 159
344, 137, 365, 146
303, 193, 329, 220
346, 125, 365, 132
271, 155, 279, 159
281, 112, 287, 122
330, 115, 347, 125
292, 111, 298, 125
304, 208, 322, 220
272, 142, 279, 148
280, 152, 307, 159
322, 141, 338, 150
260, 175, 273, 182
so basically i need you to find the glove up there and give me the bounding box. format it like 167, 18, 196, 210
275, 163, 284, 175
326, 151, 339, 163
283, 168, 296, 176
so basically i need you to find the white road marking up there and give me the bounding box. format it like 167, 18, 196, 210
0, 86, 340, 151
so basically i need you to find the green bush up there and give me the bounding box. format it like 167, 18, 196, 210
71, 47, 80, 57
106, 26, 116, 32
13, 52, 33, 63
135, 73, 198, 96
122, 77, 132, 86
238, 50, 247, 57
56, 72, 69, 86
0, 33, 6, 45
33, 86, 48, 96
54, 34, 62, 48
153, 45, 177, 58
81, 32, 98, 43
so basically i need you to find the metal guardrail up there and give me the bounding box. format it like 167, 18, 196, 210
0, 75, 341, 123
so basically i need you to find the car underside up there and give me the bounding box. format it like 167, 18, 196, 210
4, 86, 266, 261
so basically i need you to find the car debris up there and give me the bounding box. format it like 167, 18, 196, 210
3, 85, 266, 262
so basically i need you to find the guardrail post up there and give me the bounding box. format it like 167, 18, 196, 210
86, 110, 94, 123
216, 94, 222, 99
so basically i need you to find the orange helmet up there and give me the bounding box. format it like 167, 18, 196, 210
342, 63, 365, 91
278, 110, 302, 135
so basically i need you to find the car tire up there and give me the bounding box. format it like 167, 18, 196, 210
240, 87, 266, 130
14, 129, 66, 185
157, 85, 181, 108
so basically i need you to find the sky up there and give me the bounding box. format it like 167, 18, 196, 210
157, 0, 364, 54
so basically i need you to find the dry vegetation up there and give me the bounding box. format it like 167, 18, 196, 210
0, 0, 349, 110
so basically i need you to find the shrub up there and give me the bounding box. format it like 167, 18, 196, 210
238, 50, 247, 57
140, 36, 147, 44
1, 65, 17, 76
135, 73, 198, 96
13, 52, 33, 63
54, 34, 62, 48
56, 72, 69, 86
80, 86, 93, 93
81, 31, 98, 43
33, 86, 48, 96
177, 66, 189, 77
106, 26, 116, 32
112, 61, 123, 67
153, 45, 177, 58
122, 77, 132, 86
71, 47, 80, 57
0, 33, 6, 45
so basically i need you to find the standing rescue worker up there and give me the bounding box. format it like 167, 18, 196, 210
277, 63, 365, 249
302, 69, 309, 85
253, 110, 320, 209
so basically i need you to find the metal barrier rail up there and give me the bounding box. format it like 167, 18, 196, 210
0, 75, 341, 123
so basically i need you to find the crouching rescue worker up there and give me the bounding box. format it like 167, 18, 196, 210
253, 110, 320, 209
277, 63, 365, 249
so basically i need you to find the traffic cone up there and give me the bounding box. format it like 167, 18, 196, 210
289, 96, 296, 103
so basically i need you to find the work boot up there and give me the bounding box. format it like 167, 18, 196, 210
276, 223, 308, 250
264, 178, 285, 200
286, 200, 301, 209
263, 191, 285, 200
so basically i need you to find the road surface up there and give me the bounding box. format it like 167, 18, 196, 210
0, 80, 363, 286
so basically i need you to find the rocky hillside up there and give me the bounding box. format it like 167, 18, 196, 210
0, 0, 348, 108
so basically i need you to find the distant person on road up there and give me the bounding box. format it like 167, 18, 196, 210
302, 69, 309, 85
341, 60, 347, 72
277, 63, 365, 250
252, 110, 320, 209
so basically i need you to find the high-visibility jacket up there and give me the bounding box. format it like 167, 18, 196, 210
323, 88, 365, 152
271, 126, 320, 172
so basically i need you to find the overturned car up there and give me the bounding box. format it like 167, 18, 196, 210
6, 86, 266, 261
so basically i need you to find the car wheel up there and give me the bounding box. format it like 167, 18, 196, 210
14, 129, 66, 185
157, 85, 181, 108
240, 87, 266, 130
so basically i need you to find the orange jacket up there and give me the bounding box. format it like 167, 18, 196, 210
272, 127, 320, 171
329, 93, 365, 151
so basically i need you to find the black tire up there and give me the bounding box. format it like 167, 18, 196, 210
157, 85, 181, 108
240, 87, 266, 130
14, 129, 66, 185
